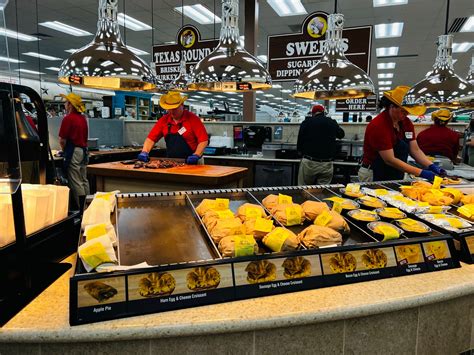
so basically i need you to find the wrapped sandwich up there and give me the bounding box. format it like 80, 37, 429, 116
202, 209, 234, 232
298, 225, 342, 249
262, 194, 279, 213
235, 203, 267, 222
301, 200, 329, 221
314, 211, 350, 234
262, 227, 299, 252
271, 203, 305, 226
218, 235, 259, 257
209, 218, 245, 243
244, 217, 275, 240
195, 198, 229, 217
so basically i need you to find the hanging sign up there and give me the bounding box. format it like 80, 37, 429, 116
335, 96, 377, 112
152, 25, 219, 83
267, 11, 372, 82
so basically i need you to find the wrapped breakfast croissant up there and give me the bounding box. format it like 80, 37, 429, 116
209, 218, 245, 243
271, 203, 305, 226
314, 211, 350, 234
421, 192, 453, 206
195, 198, 229, 217
262, 194, 280, 213
298, 225, 342, 248
235, 203, 267, 222
301, 200, 329, 221
244, 217, 275, 240
201, 209, 234, 232
461, 194, 474, 205
218, 235, 259, 257
263, 227, 299, 252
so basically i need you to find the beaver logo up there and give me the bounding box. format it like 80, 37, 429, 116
307, 16, 327, 38
180, 29, 196, 48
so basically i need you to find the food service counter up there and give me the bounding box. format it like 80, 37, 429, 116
87, 160, 248, 193
1, 255, 473, 354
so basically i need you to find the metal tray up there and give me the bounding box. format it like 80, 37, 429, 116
116, 192, 218, 266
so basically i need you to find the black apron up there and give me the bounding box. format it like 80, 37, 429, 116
164, 122, 194, 158
372, 127, 410, 181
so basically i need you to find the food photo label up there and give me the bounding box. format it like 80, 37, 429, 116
466, 235, 474, 257
422, 240, 455, 270
75, 276, 127, 322
127, 264, 234, 313
394, 244, 428, 274
233, 255, 322, 298
320, 248, 398, 284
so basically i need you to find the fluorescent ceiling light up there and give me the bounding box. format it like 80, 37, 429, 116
117, 13, 152, 31
376, 47, 399, 57
264, 94, 274, 97
452, 42, 473, 53
377, 62, 396, 69
46, 67, 60, 71
39, 21, 92, 36
374, 22, 404, 38
64, 49, 77, 53
272, 84, 282, 89
257, 55, 267, 63
15, 68, 45, 75
174, 4, 221, 25
378, 73, 394, 78
378, 80, 392, 85
266, 0, 307, 17
373, 0, 408, 7
126, 45, 149, 56
460, 16, 474, 32
0, 28, 39, 41
281, 89, 292, 93
0, 56, 25, 63
379, 86, 391, 90
22, 52, 62, 61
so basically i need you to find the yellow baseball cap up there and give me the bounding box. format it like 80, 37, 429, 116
383, 86, 426, 116
431, 109, 453, 121
159, 91, 187, 110
60, 92, 86, 113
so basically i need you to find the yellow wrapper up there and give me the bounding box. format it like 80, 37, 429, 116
398, 218, 418, 226
265, 228, 289, 252
80, 243, 113, 270
254, 217, 273, 233
216, 209, 235, 219
377, 225, 400, 242
315, 211, 332, 227
278, 194, 292, 204
234, 235, 257, 257
332, 201, 342, 214
245, 207, 262, 219
458, 204, 474, 219
375, 189, 388, 196
85, 223, 107, 241
286, 206, 302, 226
432, 176, 443, 189
215, 198, 230, 210
428, 206, 444, 213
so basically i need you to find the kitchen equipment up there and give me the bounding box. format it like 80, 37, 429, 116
243, 126, 266, 149
233, 125, 243, 142
209, 135, 233, 148
203, 146, 228, 156
87, 138, 99, 151
262, 143, 281, 159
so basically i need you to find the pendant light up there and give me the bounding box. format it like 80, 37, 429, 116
58, 0, 158, 91
402, 0, 474, 108
292, 11, 375, 100
189, 0, 272, 92
467, 56, 474, 85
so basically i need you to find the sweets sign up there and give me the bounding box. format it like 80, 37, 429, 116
267, 11, 372, 82
152, 25, 218, 83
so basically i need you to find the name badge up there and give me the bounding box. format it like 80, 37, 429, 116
405, 132, 413, 139
178, 126, 187, 135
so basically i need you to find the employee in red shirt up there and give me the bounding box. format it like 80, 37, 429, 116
417, 109, 460, 163
138, 91, 208, 164
58, 93, 89, 211
358, 86, 443, 182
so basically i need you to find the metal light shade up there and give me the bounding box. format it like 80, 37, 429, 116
292, 13, 374, 100
189, 0, 272, 92
402, 35, 474, 109
169, 59, 195, 92
467, 56, 474, 85
58, 0, 158, 91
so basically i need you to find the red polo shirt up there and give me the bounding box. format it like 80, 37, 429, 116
58, 112, 88, 148
417, 125, 460, 161
147, 110, 208, 152
362, 110, 415, 165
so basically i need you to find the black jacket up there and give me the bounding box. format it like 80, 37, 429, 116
297, 113, 345, 159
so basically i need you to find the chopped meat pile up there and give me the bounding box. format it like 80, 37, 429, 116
131, 159, 185, 169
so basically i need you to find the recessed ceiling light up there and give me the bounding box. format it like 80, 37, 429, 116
126, 46, 149, 56
0, 28, 39, 41
378, 73, 394, 78
460, 16, 474, 32
266, 0, 307, 16
378, 81, 392, 85
174, 4, 221, 25
376, 47, 399, 57
46, 67, 61, 71
281, 89, 292, 93
452, 42, 473, 53
379, 86, 391, 90
15, 68, 45, 75
377, 62, 396, 69
39, 21, 92, 36
374, 22, 404, 38
22, 52, 62, 61
0, 56, 25, 63
264, 94, 274, 97
373, 0, 408, 7
117, 13, 152, 31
